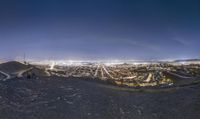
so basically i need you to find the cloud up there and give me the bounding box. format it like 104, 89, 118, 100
172, 37, 190, 46
124, 39, 160, 51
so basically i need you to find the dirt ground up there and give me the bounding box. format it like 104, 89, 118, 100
0, 77, 200, 119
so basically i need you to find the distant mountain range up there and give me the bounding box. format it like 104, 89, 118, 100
174, 59, 200, 62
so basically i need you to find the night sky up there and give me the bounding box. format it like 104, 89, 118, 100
0, 0, 200, 60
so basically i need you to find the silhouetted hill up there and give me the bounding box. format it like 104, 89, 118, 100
23, 67, 50, 77
0, 61, 29, 74
174, 59, 200, 62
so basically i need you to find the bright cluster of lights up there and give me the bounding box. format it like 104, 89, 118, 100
27, 59, 200, 68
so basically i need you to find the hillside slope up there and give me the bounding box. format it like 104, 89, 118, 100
0, 61, 29, 74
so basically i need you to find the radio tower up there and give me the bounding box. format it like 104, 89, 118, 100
23, 53, 26, 64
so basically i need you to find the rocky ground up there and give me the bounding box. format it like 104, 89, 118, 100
0, 76, 200, 119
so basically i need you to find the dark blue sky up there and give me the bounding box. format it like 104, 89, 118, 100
0, 0, 200, 60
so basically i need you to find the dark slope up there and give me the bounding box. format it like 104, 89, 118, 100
0, 77, 199, 119
0, 72, 6, 80
0, 61, 29, 74
23, 67, 49, 77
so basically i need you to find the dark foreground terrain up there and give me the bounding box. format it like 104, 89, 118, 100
0, 77, 200, 119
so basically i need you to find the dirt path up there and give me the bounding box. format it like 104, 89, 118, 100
17, 67, 33, 77
0, 70, 11, 80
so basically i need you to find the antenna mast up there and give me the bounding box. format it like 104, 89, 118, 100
23, 53, 26, 64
